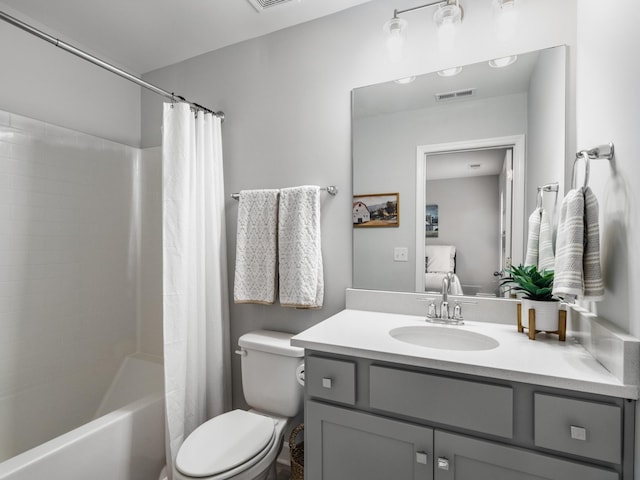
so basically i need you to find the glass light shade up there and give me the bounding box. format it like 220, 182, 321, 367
489, 55, 518, 68
437, 66, 463, 77
394, 76, 416, 84
433, 3, 462, 29
383, 17, 408, 63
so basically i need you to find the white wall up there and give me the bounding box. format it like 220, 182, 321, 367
575, 1, 640, 476
140, 0, 577, 408
353, 93, 526, 292
0, 110, 139, 460
0, 4, 142, 147
526, 46, 567, 222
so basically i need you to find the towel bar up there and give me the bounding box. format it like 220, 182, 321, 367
230, 185, 338, 200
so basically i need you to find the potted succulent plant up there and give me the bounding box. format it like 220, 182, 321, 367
500, 264, 560, 331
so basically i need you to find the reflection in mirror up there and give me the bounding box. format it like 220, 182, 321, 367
352, 46, 566, 297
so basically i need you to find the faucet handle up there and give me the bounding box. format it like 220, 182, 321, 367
453, 302, 463, 320
440, 301, 450, 319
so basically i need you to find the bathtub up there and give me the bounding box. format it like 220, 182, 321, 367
0, 354, 166, 480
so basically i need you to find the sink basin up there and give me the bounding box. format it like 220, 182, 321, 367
389, 325, 499, 351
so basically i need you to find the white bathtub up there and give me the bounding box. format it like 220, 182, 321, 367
0, 355, 166, 480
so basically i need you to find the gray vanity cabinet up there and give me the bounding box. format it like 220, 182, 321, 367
306, 401, 433, 480
433, 430, 617, 480
303, 352, 632, 480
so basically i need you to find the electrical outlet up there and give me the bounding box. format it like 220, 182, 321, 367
393, 247, 408, 262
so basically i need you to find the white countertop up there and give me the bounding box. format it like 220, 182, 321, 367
291, 309, 639, 399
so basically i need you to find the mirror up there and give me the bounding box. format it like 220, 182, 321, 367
352, 46, 566, 296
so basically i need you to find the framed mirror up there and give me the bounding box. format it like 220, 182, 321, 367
352, 45, 566, 297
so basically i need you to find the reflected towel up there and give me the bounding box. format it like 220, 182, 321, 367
278, 186, 324, 308
583, 187, 604, 300
538, 208, 555, 271
233, 189, 279, 304
524, 207, 542, 267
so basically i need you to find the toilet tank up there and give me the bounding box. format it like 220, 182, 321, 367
238, 330, 304, 417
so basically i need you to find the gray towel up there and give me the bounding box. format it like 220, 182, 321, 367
552, 189, 584, 298
583, 187, 604, 300
552, 187, 604, 300
538, 208, 555, 271
233, 189, 279, 304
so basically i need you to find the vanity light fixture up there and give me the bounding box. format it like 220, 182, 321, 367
488, 55, 518, 68
383, 0, 463, 62
437, 66, 463, 77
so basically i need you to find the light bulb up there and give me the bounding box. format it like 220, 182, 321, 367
437, 66, 462, 77
434, 3, 462, 54
383, 17, 408, 63
489, 55, 518, 68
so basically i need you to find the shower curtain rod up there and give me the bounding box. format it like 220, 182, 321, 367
0, 10, 224, 119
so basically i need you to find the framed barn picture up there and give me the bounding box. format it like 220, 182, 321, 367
353, 193, 399, 228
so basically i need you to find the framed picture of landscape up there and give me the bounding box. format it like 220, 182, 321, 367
352, 193, 399, 228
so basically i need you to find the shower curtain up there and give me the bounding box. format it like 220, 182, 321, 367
162, 103, 231, 476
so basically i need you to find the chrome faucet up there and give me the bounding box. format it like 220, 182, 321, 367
440, 274, 451, 319
425, 273, 465, 325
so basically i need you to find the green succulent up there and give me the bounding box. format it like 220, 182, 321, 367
500, 264, 557, 302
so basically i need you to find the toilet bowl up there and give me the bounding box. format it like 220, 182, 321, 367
170, 330, 304, 480
174, 410, 288, 480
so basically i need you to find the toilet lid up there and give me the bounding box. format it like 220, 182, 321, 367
176, 410, 276, 478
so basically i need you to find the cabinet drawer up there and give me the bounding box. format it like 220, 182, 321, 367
534, 393, 622, 464
370, 365, 513, 438
306, 356, 356, 405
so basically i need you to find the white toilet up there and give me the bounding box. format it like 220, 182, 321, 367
173, 330, 304, 480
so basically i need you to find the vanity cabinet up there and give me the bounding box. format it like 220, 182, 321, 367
303, 353, 634, 480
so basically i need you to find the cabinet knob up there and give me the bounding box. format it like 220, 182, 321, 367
437, 457, 450, 470
322, 377, 333, 389
415, 451, 428, 465
570, 425, 587, 441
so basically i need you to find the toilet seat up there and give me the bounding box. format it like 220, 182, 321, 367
176, 410, 276, 479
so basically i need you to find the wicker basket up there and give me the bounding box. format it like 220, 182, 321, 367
289, 423, 304, 480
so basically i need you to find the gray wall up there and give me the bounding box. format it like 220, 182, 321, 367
0, 5, 141, 147
427, 175, 500, 294
140, 0, 577, 409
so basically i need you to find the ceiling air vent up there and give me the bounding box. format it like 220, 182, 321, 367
246, 0, 294, 12
435, 88, 476, 102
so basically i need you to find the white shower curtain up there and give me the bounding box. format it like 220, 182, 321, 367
162, 103, 231, 477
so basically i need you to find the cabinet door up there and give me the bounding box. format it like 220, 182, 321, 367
306, 401, 433, 480
434, 430, 618, 480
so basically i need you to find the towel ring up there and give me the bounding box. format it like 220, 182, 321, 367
571, 150, 590, 189
536, 187, 543, 209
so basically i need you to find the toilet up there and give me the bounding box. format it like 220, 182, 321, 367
173, 330, 304, 480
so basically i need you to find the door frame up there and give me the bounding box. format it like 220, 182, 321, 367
415, 135, 525, 292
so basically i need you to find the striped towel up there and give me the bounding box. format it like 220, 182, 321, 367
538, 208, 555, 271
278, 186, 324, 308
552, 189, 584, 298
233, 189, 279, 304
583, 187, 604, 300
524, 208, 542, 267
552, 187, 604, 300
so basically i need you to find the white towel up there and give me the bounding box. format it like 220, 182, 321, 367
278, 186, 324, 308
233, 189, 279, 304
524, 208, 542, 267
582, 187, 604, 300
538, 208, 555, 271
553, 189, 584, 298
